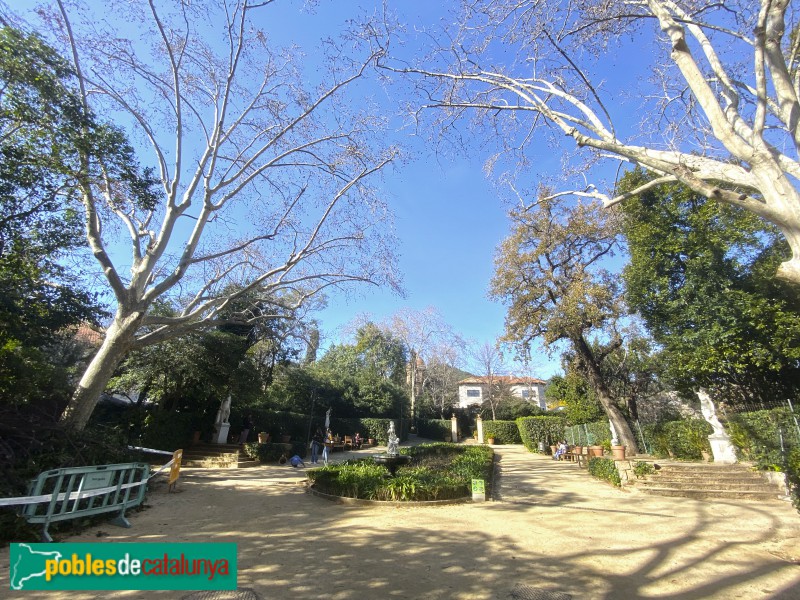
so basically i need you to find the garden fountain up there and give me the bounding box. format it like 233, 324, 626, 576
372, 421, 410, 476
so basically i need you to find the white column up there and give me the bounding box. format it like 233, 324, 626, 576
476, 414, 484, 444
451, 413, 459, 443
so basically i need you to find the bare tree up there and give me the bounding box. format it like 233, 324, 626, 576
385, 306, 465, 428
386, 0, 800, 285
420, 342, 464, 418
26, 0, 400, 430
472, 340, 506, 421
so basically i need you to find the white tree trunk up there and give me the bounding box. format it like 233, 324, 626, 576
60, 310, 144, 430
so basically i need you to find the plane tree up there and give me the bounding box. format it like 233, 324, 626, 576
13, 0, 400, 430
386, 0, 800, 285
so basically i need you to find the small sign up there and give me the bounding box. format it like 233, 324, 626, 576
168, 449, 183, 490
80, 471, 113, 491
471, 478, 485, 502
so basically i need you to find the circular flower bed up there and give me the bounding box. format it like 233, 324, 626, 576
306, 443, 494, 502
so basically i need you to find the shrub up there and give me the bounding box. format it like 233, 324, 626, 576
726, 408, 799, 471
516, 415, 566, 451
632, 461, 656, 478
483, 420, 522, 444
587, 457, 621, 487
642, 419, 712, 460
564, 421, 612, 446
416, 419, 452, 441
242, 442, 306, 463
307, 443, 493, 501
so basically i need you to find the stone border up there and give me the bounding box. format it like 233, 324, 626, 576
306, 484, 474, 506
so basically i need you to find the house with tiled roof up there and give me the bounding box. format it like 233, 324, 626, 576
457, 375, 548, 410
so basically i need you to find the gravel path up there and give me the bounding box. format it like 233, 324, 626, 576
2, 443, 799, 599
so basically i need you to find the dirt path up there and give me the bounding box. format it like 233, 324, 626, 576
2, 444, 799, 599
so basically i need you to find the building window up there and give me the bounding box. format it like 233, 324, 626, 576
466, 389, 481, 398
521, 389, 530, 398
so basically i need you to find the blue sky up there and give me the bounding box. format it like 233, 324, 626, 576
11, 0, 650, 379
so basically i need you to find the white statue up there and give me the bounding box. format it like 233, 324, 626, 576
609, 419, 619, 446
215, 395, 232, 426
387, 421, 400, 455
698, 389, 725, 436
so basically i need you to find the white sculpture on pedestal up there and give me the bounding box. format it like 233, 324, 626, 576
213, 395, 232, 444
609, 419, 619, 446
698, 389, 737, 464
387, 421, 400, 455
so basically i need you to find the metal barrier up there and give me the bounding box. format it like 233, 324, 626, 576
21, 462, 150, 542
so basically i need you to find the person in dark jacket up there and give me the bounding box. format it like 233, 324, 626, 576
239, 414, 254, 444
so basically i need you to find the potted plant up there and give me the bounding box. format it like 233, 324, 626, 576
611, 445, 626, 460
258, 432, 270, 444
487, 436, 496, 445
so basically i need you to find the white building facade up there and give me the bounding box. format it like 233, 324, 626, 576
456, 376, 548, 410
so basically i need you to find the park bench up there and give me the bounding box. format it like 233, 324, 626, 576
565, 447, 588, 468
20, 462, 150, 542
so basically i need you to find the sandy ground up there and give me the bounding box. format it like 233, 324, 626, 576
2, 443, 799, 600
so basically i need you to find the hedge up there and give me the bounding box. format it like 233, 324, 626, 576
641, 419, 712, 460
726, 407, 800, 470
587, 457, 621, 487
416, 419, 452, 441
516, 415, 566, 452
483, 420, 522, 444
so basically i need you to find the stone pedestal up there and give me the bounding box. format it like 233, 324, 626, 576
213, 422, 230, 445
708, 433, 737, 464
451, 413, 459, 443
476, 415, 484, 444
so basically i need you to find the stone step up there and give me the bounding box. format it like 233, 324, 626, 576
638, 479, 773, 492
637, 487, 785, 501
655, 463, 753, 473
652, 472, 765, 484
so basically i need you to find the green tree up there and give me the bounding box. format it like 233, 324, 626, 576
619, 169, 800, 403
546, 372, 603, 426
0, 26, 107, 408
491, 193, 639, 453
313, 323, 408, 418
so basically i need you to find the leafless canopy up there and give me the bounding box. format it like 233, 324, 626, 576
383, 0, 800, 284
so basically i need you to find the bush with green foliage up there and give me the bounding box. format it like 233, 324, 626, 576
516, 415, 566, 451
633, 461, 656, 478
416, 419, 452, 441
564, 421, 612, 446
787, 447, 800, 511
242, 442, 307, 462
483, 420, 522, 444
642, 419, 712, 460
726, 407, 799, 470
307, 443, 493, 501
587, 457, 621, 487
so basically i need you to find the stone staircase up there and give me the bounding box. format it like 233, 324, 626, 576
635, 462, 788, 501
181, 443, 243, 468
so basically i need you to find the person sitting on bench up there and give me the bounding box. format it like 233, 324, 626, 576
553, 440, 568, 460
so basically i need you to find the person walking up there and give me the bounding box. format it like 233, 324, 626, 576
310, 427, 324, 464
322, 429, 333, 465
239, 414, 254, 445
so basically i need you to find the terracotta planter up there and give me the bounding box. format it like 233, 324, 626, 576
368, 438, 375, 446
487, 437, 496, 445
589, 445, 604, 457
550, 445, 558, 455
191, 431, 201, 445
258, 432, 270, 444
280, 434, 291, 443
611, 445, 626, 460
